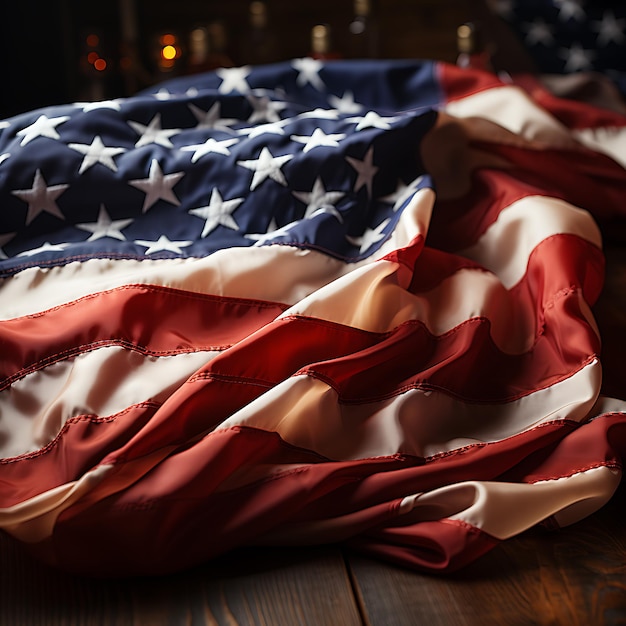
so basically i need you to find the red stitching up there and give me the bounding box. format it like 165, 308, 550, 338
1, 340, 231, 392
302, 353, 599, 406
440, 517, 493, 537
189, 371, 274, 387
14, 282, 288, 322
423, 418, 577, 462
524, 460, 622, 484
0, 252, 197, 275
0, 401, 161, 464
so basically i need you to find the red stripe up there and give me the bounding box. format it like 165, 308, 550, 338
303, 296, 597, 404
0, 235, 603, 479
409, 231, 603, 309
112, 267, 600, 465
53, 259, 605, 467
349, 519, 499, 573
28, 413, 626, 576
428, 168, 568, 252
437, 62, 506, 103
501, 412, 626, 484
0, 289, 599, 504
438, 62, 626, 131
0, 223, 604, 509
305, 234, 602, 403
480, 143, 626, 223
0, 284, 287, 388
0, 403, 160, 506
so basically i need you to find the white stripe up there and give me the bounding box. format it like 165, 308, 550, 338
573, 125, 626, 168
0, 463, 113, 542
448, 465, 620, 539
459, 195, 601, 289
281, 197, 599, 346
282, 262, 538, 352
217, 359, 601, 460
0, 188, 435, 321
0, 348, 218, 460
589, 395, 626, 416
250, 466, 620, 546
0, 248, 337, 320
444, 84, 576, 147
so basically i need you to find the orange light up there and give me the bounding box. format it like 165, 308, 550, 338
94, 58, 107, 71
161, 44, 177, 60
160, 33, 176, 46
87, 51, 99, 64
86, 33, 100, 47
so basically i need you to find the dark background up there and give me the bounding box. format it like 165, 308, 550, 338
1, 0, 475, 119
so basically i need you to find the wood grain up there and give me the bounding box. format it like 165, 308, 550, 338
0, 538, 363, 626
347, 484, 626, 626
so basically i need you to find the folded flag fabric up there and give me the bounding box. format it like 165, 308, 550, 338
1, 58, 626, 576
489, 0, 626, 95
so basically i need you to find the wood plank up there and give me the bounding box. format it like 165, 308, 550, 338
347, 483, 626, 625
0, 539, 363, 626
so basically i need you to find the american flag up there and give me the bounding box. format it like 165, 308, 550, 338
490, 0, 626, 93
1, 58, 626, 576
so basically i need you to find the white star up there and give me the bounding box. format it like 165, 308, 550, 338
238, 120, 287, 139
154, 89, 173, 100
76, 204, 133, 241
346, 111, 398, 131
246, 94, 287, 124
78, 99, 123, 112
11, 169, 68, 224
0, 121, 10, 130
128, 159, 184, 212
134, 235, 193, 255
554, 0, 586, 22
0, 153, 11, 165
189, 188, 245, 237
16, 114, 69, 146
17, 241, 70, 257
347, 218, 390, 254
246, 217, 298, 245
560, 43, 595, 72
346, 146, 378, 197
296, 108, 341, 121
128, 114, 180, 148
328, 91, 363, 114
292, 57, 325, 91
68, 135, 126, 174
381, 176, 425, 212
237, 146, 293, 190
180, 137, 239, 163
307, 206, 344, 222
593, 11, 626, 46
188, 102, 238, 132
245, 217, 279, 243
291, 128, 345, 153
292, 176, 345, 219
217, 66, 252, 93
523, 19, 554, 46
